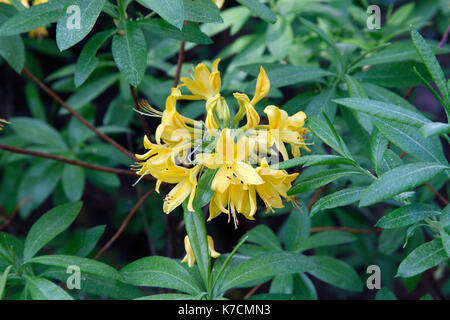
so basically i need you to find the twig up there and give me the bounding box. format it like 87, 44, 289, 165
243, 284, 262, 299
439, 25, 450, 47
94, 189, 155, 260
310, 226, 382, 234
308, 185, 327, 211
129, 84, 152, 138
0, 143, 154, 182
21, 67, 137, 161
404, 86, 416, 100
425, 183, 448, 205
0, 197, 31, 230
173, 41, 185, 87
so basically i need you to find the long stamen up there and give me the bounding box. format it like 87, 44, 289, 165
134, 99, 163, 118
132, 169, 150, 187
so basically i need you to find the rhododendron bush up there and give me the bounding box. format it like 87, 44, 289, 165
0, 0, 449, 301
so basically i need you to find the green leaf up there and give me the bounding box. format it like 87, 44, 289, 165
376, 204, 441, 229
376, 287, 397, 300
112, 20, 147, 87
296, 231, 357, 252
220, 252, 315, 292
236, 0, 276, 24
373, 118, 447, 166
306, 116, 353, 160
120, 256, 203, 295
0, 233, 23, 266
138, 19, 212, 44
0, 265, 12, 300
334, 98, 430, 127
440, 205, 450, 257
61, 74, 119, 113
10, 117, 68, 150
284, 209, 310, 251
293, 273, 317, 300
136, 293, 197, 300
411, 28, 449, 104
56, 0, 105, 51
0, 32, 24, 73
0, 0, 67, 36
59, 225, 105, 257
360, 163, 448, 207
370, 128, 388, 175
26, 276, 73, 300
62, 165, 85, 202
24, 202, 83, 261
183, 202, 210, 288
310, 187, 366, 216
379, 227, 406, 255
137, 0, 184, 29
192, 168, 217, 210
27, 255, 121, 280
25, 82, 46, 121
300, 17, 343, 73
344, 75, 373, 133
246, 293, 306, 300
183, 0, 222, 23
397, 239, 447, 278
307, 256, 363, 292
288, 168, 362, 195
74, 29, 115, 87
245, 225, 282, 251
419, 122, 450, 138
267, 17, 293, 61
354, 62, 432, 88
273, 155, 356, 170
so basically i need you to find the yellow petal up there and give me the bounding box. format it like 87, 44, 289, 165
233, 161, 263, 185
250, 66, 270, 105
207, 236, 221, 258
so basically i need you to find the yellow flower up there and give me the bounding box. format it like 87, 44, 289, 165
209, 181, 257, 223
29, 26, 48, 39
253, 158, 298, 212
211, 0, 224, 9
263, 105, 310, 160
0, 0, 29, 7
197, 128, 263, 194
179, 59, 221, 101
231, 67, 270, 129
181, 235, 221, 267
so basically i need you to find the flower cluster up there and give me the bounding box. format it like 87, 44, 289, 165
133, 60, 310, 227
0, 0, 49, 38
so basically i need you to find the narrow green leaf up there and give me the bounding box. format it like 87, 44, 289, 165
120, 256, 203, 295
334, 98, 431, 127
307, 256, 363, 292
288, 169, 362, 195
419, 122, 450, 138
138, 19, 212, 44
360, 163, 448, 207
284, 209, 310, 251
137, 0, 184, 29
59, 225, 105, 257
75, 29, 115, 87
296, 231, 357, 252
0, 32, 24, 73
397, 239, 447, 278
266, 17, 293, 61
26, 276, 73, 300
272, 155, 357, 170
136, 293, 197, 300
24, 202, 83, 261
245, 225, 282, 251
440, 205, 450, 257
183, 0, 222, 23
62, 165, 85, 202
221, 252, 315, 292
112, 20, 147, 87
370, 128, 388, 176
236, 0, 276, 24
310, 187, 366, 216
10, 117, 68, 150
183, 202, 210, 288
56, 0, 105, 50
192, 168, 217, 210
376, 203, 441, 229
0, 265, 12, 300
411, 28, 449, 103
27, 255, 121, 280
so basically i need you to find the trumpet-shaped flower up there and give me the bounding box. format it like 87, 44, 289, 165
179, 59, 221, 101
182, 235, 220, 267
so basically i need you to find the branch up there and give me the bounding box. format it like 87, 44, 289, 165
310, 226, 382, 234
0, 197, 31, 231
129, 84, 152, 138
94, 188, 155, 260
0, 143, 154, 182
21, 67, 137, 161
173, 41, 185, 87
439, 25, 450, 48
308, 184, 327, 211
